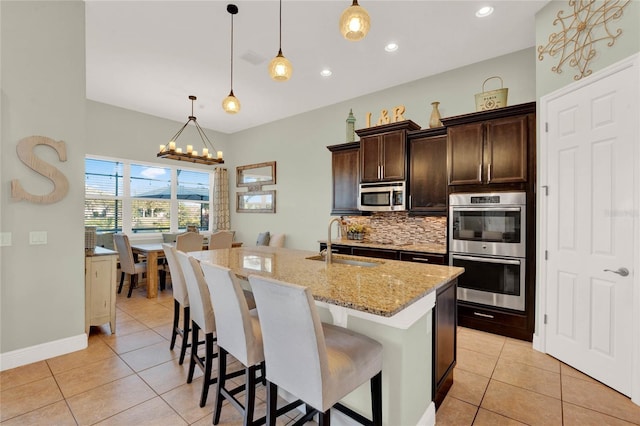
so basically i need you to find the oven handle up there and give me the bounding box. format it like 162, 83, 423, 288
451, 207, 522, 212
451, 254, 522, 266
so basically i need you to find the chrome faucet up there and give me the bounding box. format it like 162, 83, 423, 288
326, 217, 342, 265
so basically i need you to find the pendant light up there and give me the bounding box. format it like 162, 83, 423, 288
268, 0, 293, 81
222, 4, 240, 114
339, 0, 370, 42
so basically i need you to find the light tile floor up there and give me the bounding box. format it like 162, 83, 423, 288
437, 327, 640, 425
2, 285, 639, 425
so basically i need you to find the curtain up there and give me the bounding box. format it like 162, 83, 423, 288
212, 168, 230, 231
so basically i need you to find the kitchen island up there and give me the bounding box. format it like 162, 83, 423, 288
190, 246, 464, 426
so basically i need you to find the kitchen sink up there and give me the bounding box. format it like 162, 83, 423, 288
305, 255, 382, 267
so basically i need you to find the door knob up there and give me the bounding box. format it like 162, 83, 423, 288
604, 267, 629, 277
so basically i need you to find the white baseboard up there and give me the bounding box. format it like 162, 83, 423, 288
0, 333, 87, 371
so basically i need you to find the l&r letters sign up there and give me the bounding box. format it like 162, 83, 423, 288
11, 136, 69, 204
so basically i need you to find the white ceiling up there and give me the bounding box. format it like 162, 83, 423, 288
85, 0, 549, 134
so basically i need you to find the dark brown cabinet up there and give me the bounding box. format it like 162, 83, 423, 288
351, 246, 399, 260
319, 243, 444, 264
356, 120, 420, 183
327, 142, 361, 215
443, 102, 535, 189
407, 128, 448, 215
399, 251, 445, 265
433, 278, 457, 408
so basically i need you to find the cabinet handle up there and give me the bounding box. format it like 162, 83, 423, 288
412, 257, 429, 262
488, 163, 492, 182
478, 164, 482, 181
473, 311, 494, 319
409, 195, 412, 209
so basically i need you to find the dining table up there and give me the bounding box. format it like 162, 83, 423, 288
131, 241, 243, 298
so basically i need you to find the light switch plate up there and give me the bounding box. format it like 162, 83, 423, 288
0, 232, 11, 247
29, 231, 47, 245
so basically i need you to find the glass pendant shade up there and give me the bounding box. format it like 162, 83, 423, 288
222, 91, 240, 114
339, 0, 370, 41
269, 50, 293, 81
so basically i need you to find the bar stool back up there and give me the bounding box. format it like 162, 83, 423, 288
249, 275, 383, 426
162, 243, 190, 365
200, 262, 266, 425
176, 251, 217, 408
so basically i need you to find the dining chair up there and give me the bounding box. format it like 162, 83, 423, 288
176, 231, 204, 253
248, 275, 383, 426
200, 263, 277, 426
267, 233, 285, 248
113, 233, 147, 298
162, 243, 191, 365
208, 230, 233, 249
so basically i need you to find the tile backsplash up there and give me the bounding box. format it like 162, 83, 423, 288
342, 213, 447, 245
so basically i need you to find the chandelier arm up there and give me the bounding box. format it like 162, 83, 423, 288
169, 120, 192, 144
193, 120, 216, 152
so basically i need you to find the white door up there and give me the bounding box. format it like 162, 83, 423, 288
543, 61, 637, 396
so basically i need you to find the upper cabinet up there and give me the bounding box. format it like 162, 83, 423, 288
356, 120, 420, 183
327, 142, 361, 215
407, 127, 448, 215
443, 102, 535, 190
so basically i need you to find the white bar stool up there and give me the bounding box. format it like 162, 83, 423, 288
162, 244, 190, 365
200, 262, 273, 425
248, 275, 383, 426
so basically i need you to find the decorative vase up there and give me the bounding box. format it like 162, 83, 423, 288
346, 109, 356, 142
429, 101, 443, 128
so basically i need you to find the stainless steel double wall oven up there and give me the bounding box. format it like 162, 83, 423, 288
449, 192, 526, 311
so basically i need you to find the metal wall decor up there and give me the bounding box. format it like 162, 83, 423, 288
537, 0, 631, 81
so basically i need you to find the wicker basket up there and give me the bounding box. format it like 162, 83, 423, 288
475, 76, 508, 111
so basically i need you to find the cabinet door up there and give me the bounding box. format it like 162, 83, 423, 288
360, 136, 381, 182
380, 131, 405, 181
447, 123, 484, 185
89, 257, 113, 319
434, 279, 457, 408
485, 115, 528, 184
331, 147, 360, 214
408, 135, 447, 214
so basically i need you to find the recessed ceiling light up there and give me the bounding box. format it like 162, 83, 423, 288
385, 42, 398, 52
320, 68, 332, 77
476, 6, 494, 17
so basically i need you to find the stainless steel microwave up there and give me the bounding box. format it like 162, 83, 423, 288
358, 181, 406, 212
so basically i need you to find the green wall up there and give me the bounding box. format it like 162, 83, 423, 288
1, 1, 87, 358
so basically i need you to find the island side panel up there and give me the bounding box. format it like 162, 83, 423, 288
316, 306, 433, 426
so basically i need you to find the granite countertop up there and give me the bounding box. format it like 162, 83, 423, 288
86, 246, 118, 256
191, 246, 463, 318
318, 238, 447, 254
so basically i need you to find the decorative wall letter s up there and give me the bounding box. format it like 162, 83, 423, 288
11, 136, 70, 204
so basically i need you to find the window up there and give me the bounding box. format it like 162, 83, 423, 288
85, 156, 212, 234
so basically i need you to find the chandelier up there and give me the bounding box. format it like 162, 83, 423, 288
157, 95, 224, 165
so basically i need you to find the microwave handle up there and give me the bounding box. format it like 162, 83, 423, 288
451, 254, 521, 266
451, 207, 522, 212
